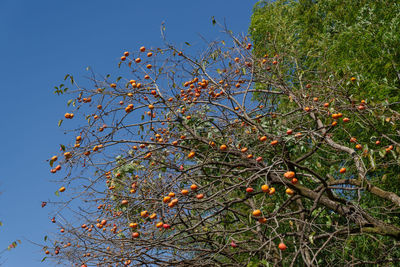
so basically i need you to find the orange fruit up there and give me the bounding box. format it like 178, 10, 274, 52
129, 223, 138, 229
132, 232, 140, 238
220, 144, 227, 151
59, 186, 66, 192
270, 140, 278, 146
252, 210, 261, 217
188, 151, 195, 158
339, 168, 346, 173
268, 187, 276, 195
140, 46, 146, 52
261, 185, 269, 193
285, 188, 294, 195
181, 189, 189, 195
163, 196, 171, 203
284, 171, 295, 179
190, 184, 198, 191
258, 218, 267, 224
196, 194, 204, 199
259, 136, 267, 142
278, 242, 287, 251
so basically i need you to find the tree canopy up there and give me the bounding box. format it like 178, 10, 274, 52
250, 0, 400, 103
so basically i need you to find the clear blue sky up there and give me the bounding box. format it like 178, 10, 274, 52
0, 0, 257, 266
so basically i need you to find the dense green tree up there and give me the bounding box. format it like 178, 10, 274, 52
250, 0, 400, 103
249, 0, 400, 265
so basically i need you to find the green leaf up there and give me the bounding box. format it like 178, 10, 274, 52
55, 190, 59, 196
67, 99, 73, 106
58, 119, 63, 127
60, 144, 66, 151
185, 42, 191, 46
309, 232, 316, 245
44, 235, 48, 242
368, 151, 376, 170
41, 257, 47, 262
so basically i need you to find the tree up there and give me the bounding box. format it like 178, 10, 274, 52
249, 0, 400, 264
250, 0, 400, 103
42, 25, 400, 266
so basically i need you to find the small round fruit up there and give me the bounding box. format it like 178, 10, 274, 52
132, 232, 140, 238
284, 171, 295, 179
190, 184, 198, 191
252, 210, 261, 217
261, 185, 269, 193
196, 194, 204, 199
285, 188, 294, 195
268, 187, 276, 195
246, 187, 254, 193
278, 242, 287, 251
270, 140, 278, 146
181, 189, 189, 195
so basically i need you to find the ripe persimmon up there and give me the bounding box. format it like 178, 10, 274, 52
278, 242, 287, 251
132, 232, 140, 238
261, 185, 269, 192
270, 140, 278, 146
252, 210, 261, 217
284, 171, 295, 179
286, 188, 294, 195
190, 184, 198, 191
196, 193, 204, 199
